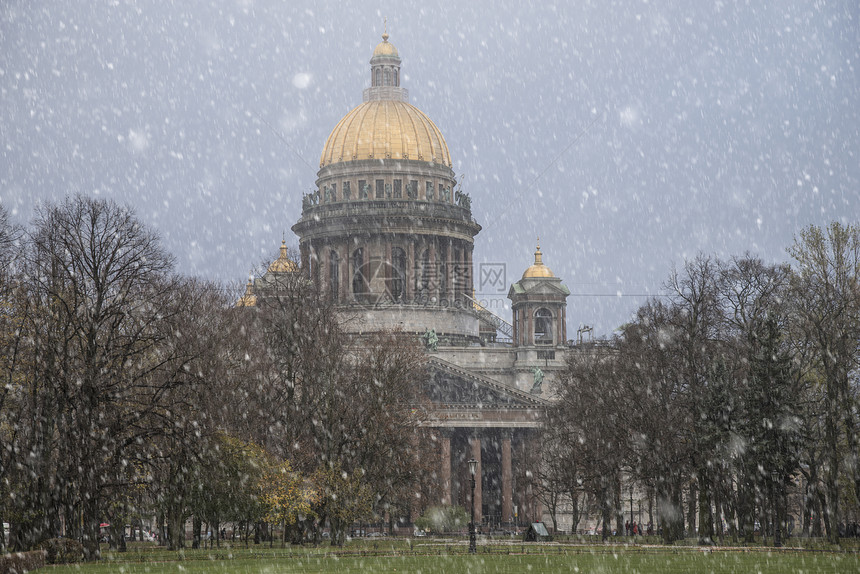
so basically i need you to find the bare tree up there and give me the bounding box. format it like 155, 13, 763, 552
552, 345, 628, 541
16, 195, 180, 558
788, 222, 860, 543
231, 263, 433, 545
0, 205, 24, 553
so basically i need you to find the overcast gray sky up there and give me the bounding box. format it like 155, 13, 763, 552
2, 1, 858, 337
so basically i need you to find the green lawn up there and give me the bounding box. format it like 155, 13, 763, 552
41, 543, 859, 574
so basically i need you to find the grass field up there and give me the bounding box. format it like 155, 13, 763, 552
40, 540, 859, 573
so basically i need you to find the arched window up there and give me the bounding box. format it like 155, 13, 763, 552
329, 250, 340, 300
391, 247, 406, 301
384, 69, 391, 86
534, 308, 553, 345
352, 248, 366, 295
375, 68, 381, 87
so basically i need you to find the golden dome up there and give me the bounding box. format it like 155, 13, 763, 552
268, 240, 299, 273
320, 100, 451, 167
522, 242, 555, 279
372, 33, 399, 58
236, 278, 257, 307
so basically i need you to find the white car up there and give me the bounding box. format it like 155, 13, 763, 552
133, 529, 155, 542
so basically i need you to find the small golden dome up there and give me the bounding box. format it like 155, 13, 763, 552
320, 100, 451, 167
372, 33, 399, 58
236, 278, 257, 307
268, 240, 299, 273
522, 242, 555, 279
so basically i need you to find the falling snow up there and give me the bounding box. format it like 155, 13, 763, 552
1, 1, 857, 337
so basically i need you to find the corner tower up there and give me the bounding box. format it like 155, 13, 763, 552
292, 33, 482, 343
509, 243, 570, 348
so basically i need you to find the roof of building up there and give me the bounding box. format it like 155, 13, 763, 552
319, 33, 451, 168
522, 243, 555, 279
320, 100, 451, 168
267, 240, 299, 273
372, 32, 399, 58
235, 278, 257, 307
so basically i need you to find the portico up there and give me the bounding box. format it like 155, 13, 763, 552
424, 358, 545, 529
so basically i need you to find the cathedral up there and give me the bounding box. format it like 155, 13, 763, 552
239, 33, 574, 530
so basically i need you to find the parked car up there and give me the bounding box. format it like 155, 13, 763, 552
133, 530, 156, 542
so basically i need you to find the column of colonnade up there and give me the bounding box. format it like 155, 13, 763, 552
309, 236, 474, 306
438, 429, 526, 529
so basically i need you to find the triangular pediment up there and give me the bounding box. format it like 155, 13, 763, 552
509, 279, 570, 298
421, 357, 547, 408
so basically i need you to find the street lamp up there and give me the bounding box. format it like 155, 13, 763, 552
771, 470, 782, 547
468, 458, 478, 554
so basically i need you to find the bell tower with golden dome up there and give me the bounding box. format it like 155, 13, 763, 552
292, 33, 481, 342
509, 242, 570, 348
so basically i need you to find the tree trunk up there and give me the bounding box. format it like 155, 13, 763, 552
686, 480, 697, 539
192, 516, 202, 549
81, 497, 101, 561
156, 510, 166, 546
697, 469, 714, 545
662, 473, 686, 545
569, 490, 580, 535
647, 486, 654, 534
598, 478, 612, 541
614, 476, 623, 538
167, 503, 185, 550
823, 357, 841, 545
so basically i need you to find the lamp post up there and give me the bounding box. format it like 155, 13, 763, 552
771, 470, 782, 547
468, 458, 477, 554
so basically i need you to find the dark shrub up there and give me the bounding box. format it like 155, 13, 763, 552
36, 538, 83, 564
0, 549, 47, 573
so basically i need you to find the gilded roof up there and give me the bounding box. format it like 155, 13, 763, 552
522, 243, 555, 279
268, 240, 299, 273
236, 278, 257, 307
372, 33, 399, 58
320, 100, 451, 168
